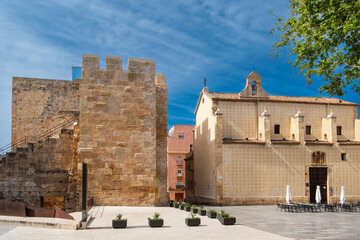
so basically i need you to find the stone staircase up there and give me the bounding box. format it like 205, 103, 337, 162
0, 117, 79, 212
0, 116, 78, 156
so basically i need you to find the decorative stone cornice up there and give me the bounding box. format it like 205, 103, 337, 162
327, 109, 337, 119
261, 107, 270, 117
214, 107, 223, 115
295, 108, 304, 118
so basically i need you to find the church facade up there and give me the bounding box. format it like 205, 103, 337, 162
193, 71, 360, 205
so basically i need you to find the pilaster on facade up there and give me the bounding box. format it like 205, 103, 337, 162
258, 108, 271, 145
214, 107, 223, 204
291, 109, 305, 143
322, 110, 337, 143
355, 119, 360, 141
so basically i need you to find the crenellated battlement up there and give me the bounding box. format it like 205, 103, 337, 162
82, 54, 158, 74
156, 74, 166, 86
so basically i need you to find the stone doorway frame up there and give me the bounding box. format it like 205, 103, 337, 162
305, 165, 333, 203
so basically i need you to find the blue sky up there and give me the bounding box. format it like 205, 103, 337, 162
0, 0, 359, 148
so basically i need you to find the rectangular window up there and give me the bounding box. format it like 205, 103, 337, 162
306, 125, 311, 135
274, 125, 280, 134
341, 153, 346, 161
177, 179, 182, 185
177, 156, 182, 165
177, 169, 182, 175
178, 133, 184, 139
337, 126, 342, 135
189, 144, 193, 151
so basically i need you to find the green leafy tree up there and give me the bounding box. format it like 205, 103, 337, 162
271, 0, 360, 97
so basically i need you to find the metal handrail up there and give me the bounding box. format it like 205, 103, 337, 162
0, 116, 78, 155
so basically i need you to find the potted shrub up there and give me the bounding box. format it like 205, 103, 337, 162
174, 201, 179, 208
217, 210, 229, 221
180, 202, 185, 210
185, 203, 191, 212
148, 212, 163, 228
169, 200, 174, 207
191, 205, 198, 214
207, 209, 217, 218
199, 206, 206, 216
220, 215, 236, 225
185, 213, 201, 226
112, 214, 127, 228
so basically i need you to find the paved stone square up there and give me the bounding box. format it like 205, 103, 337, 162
0, 205, 359, 239
209, 205, 360, 240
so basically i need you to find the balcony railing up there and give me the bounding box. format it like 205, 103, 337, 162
176, 185, 184, 189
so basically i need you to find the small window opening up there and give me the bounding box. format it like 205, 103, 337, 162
292, 134, 295, 140
337, 126, 342, 135
178, 133, 184, 139
251, 81, 257, 95
189, 144, 193, 151
274, 124, 280, 134
324, 134, 327, 140
306, 126, 311, 135
341, 153, 346, 161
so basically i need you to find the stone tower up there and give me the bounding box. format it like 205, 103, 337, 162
76, 55, 168, 207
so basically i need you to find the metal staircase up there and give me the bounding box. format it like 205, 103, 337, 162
0, 116, 78, 155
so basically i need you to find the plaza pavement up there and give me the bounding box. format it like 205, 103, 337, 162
0, 205, 359, 239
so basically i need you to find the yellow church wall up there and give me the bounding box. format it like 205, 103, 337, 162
194, 92, 217, 199
219, 101, 357, 141
222, 143, 360, 204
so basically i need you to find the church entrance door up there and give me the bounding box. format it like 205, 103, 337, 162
309, 167, 327, 203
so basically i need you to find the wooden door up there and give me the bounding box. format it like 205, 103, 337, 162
309, 168, 327, 203
175, 193, 184, 201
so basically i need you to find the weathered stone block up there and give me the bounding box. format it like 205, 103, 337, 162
82, 54, 100, 71
106, 56, 122, 71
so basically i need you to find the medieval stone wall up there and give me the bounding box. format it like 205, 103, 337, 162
155, 74, 169, 205
11, 77, 79, 143
4, 54, 168, 211
0, 128, 78, 212
76, 55, 168, 207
